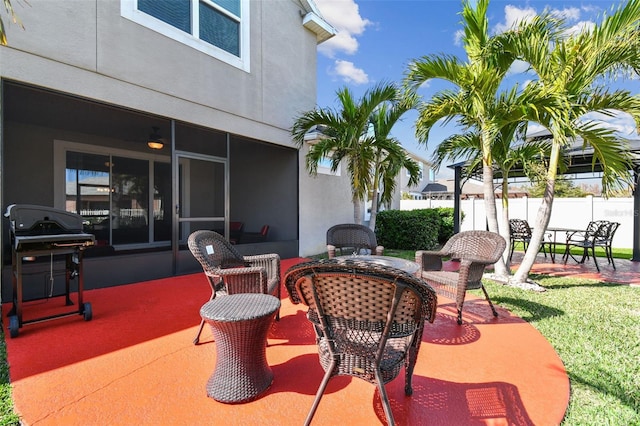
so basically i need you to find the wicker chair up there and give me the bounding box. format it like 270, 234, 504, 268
187, 230, 280, 344
508, 218, 551, 260
326, 223, 384, 258
415, 230, 506, 325
283, 258, 437, 426
563, 220, 618, 272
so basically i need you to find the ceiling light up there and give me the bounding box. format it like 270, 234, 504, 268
147, 126, 164, 150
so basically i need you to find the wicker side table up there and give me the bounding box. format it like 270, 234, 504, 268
200, 293, 280, 403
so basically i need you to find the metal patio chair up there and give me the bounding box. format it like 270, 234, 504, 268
563, 220, 618, 272
326, 223, 383, 258
415, 230, 506, 325
187, 230, 280, 344
508, 218, 551, 260
283, 258, 437, 426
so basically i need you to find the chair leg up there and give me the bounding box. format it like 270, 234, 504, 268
590, 247, 600, 272
404, 346, 418, 396
609, 247, 616, 269
375, 370, 396, 426
193, 319, 206, 345
481, 285, 498, 318
304, 360, 337, 426
194, 282, 217, 345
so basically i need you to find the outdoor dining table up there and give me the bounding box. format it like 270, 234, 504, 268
200, 293, 280, 403
334, 254, 420, 275
545, 227, 586, 263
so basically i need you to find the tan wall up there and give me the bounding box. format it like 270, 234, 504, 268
0, 0, 316, 147
298, 144, 355, 256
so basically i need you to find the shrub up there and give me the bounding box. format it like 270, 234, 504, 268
433, 207, 457, 243
375, 209, 440, 250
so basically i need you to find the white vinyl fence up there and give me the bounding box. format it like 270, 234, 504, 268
401, 196, 636, 249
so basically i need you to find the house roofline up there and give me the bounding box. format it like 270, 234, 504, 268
299, 1, 337, 43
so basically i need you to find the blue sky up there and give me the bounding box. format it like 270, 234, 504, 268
312, 0, 640, 178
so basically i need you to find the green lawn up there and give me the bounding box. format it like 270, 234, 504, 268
1, 251, 638, 425
511, 243, 633, 261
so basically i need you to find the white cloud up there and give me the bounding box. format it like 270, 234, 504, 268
565, 20, 595, 37
493, 4, 602, 39
507, 59, 531, 76
550, 7, 581, 22
332, 60, 369, 85
494, 5, 537, 34
583, 111, 639, 137
453, 29, 464, 46
315, 0, 371, 57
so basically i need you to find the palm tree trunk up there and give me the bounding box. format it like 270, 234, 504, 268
482, 164, 510, 277
353, 197, 363, 225
500, 177, 512, 269
369, 154, 383, 230
369, 189, 379, 231
512, 143, 560, 284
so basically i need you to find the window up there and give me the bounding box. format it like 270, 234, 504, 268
58, 143, 171, 249
122, 0, 249, 71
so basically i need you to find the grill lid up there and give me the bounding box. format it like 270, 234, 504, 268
5, 204, 84, 235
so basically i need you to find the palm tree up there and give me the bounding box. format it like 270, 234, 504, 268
405, 0, 538, 277
291, 83, 397, 224
1, 0, 22, 45
508, 0, 640, 285
367, 92, 421, 230
431, 121, 552, 270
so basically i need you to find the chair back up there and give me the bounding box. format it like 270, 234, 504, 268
509, 219, 532, 239
595, 221, 619, 244
287, 258, 436, 319
607, 222, 620, 242
187, 230, 246, 275
326, 223, 380, 256
442, 230, 506, 264
585, 220, 609, 237
283, 258, 437, 425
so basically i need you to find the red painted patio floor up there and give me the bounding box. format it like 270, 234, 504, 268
9, 256, 632, 425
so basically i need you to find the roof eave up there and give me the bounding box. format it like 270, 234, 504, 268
302, 11, 337, 44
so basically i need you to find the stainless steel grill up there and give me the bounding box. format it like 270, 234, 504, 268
5, 204, 95, 337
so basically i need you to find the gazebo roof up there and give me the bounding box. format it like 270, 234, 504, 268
449, 130, 640, 180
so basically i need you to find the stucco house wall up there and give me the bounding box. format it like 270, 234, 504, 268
0, 0, 351, 299
1, 0, 317, 146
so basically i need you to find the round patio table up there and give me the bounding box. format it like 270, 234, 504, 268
335, 254, 420, 275
200, 293, 280, 403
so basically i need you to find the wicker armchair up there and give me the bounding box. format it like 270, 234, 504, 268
187, 230, 280, 344
415, 230, 506, 325
283, 258, 437, 426
563, 220, 619, 272
326, 223, 383, 258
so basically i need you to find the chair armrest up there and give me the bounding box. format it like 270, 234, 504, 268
415, 250, 449, 271
209, 266, 268, 294
458, 258, 492, 285
565, 230, 588, 243
459, 255, 499, 266
243, 253, 280, 281
327, 244, 336, 259
375, 245, 384, 256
